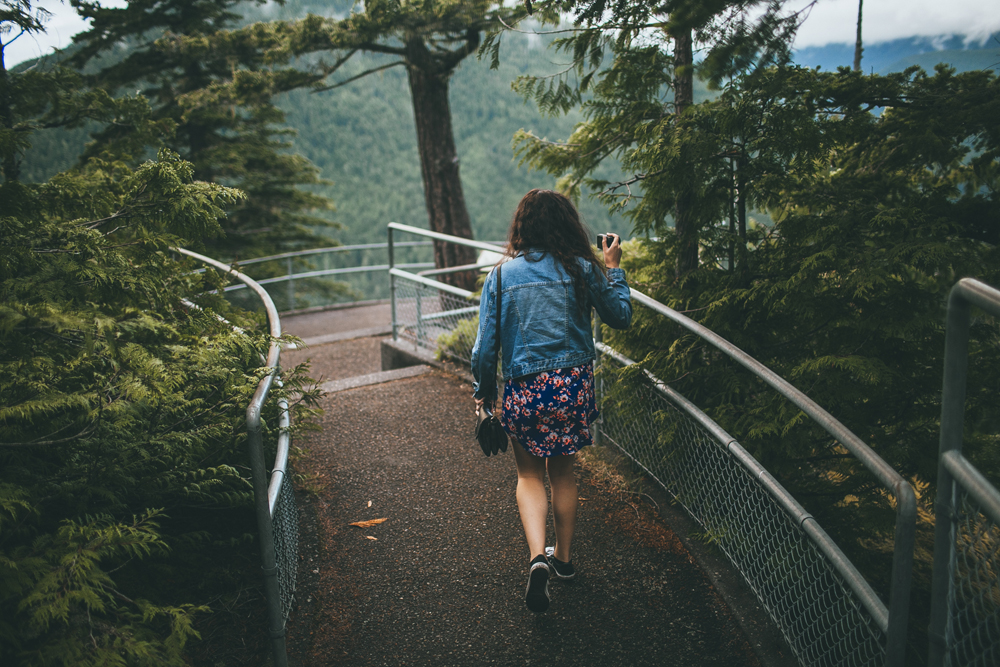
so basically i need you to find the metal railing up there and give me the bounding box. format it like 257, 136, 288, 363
928, 279, 1000, 667
175, 248, 297, 667
219, 242, 436, 312
386, 225, 917, 667
387, 222, 504, 358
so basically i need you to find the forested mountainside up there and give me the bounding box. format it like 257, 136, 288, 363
16, 0, 694, 248
17, 3, 998, 249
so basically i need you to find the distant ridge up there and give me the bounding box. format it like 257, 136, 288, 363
794, 31, 1000, 74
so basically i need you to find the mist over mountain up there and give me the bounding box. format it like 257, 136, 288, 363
793, 31, 1000, 73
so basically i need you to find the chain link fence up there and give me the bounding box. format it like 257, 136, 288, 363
272, 471, 299, 623
389, 262, 895, 666
393, 278, 480, 364
944, 489, 1000, 667
177, 247, 298, 667
223, 242, 435, 312
929, 278, 1000, 667
381, 230, 1000, 667
596, 352, 886, 667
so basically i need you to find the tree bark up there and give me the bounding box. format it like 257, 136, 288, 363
853, 0, 864, 72
0, 47, 20, 183
406, 60, 478, 291
673, 28, 698, 279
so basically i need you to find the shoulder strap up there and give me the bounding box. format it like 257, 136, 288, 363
495, 264, 502, 362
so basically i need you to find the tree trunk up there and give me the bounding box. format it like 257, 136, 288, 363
853, 0, 864, 72
406, 63, 478, 291
673, 28, 698, 279
735, 153, 749, 286
0, 47, 20, 183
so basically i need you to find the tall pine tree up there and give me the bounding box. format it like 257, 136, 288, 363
195, 0, 534, 288
67, 0, 336, 260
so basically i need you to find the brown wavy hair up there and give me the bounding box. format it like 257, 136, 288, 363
505, 189, 606, 311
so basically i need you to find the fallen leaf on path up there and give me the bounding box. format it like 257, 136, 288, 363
367, 500, 372, 507
366, 535, 377, 540
349, 518, 388, 528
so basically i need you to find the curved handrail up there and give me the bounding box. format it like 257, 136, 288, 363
174, 247, 291, 667
628, 289, 914, 660
928, 277, 1000, 667
597, 342, 890, 632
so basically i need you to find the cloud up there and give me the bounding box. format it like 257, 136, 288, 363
790, 0, 1000, 48
3, 0, 126, 67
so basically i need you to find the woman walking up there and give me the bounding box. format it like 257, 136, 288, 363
471, 189, 632, 613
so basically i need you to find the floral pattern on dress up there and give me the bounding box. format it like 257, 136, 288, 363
499, 364, 598, 457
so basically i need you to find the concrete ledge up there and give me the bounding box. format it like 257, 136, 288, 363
380, 337, 473, 380
382, 337, 435, 370
291, 325, 393, 349
381, 337, 474, 385
317, 365, 432, 394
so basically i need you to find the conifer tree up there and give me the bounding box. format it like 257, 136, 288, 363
493, 0, 804, 280
1, 6, 315, 661
66, 0, 335, 260
203, 0, 533, 288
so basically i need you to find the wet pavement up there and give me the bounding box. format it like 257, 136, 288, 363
279, 308, 792, 667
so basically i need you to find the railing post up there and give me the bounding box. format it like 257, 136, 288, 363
285, 257, 294, 311
885, 482, 916, 667
928, 286, 973, 667
416, 287, 425, 343
247, 405, 287, 667
389, 226, 398, 341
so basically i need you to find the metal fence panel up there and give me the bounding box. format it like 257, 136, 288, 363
385, 226, 912, 667
393, 277, 479, 365
597, 357, 886, 667
929, 279, 1000, 667
176, 247, 296, 667
272, 472, 299, 624
945, 487, 1000, 667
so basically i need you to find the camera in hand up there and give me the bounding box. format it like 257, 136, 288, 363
598, 233, 618, 247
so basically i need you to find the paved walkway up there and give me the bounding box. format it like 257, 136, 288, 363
280, 308, 794, 667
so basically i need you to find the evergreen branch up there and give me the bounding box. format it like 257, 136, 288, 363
347, 41, 407, 58
82, 210, 129, 229
0, 423, 97, 448
599, 167, 670, 196
313, 61, 406, 94
496, 15, 666, 35
316, 47, 361, 78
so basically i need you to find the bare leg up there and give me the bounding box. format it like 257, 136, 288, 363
512, 439, 548, 559
547, 453, 577, 562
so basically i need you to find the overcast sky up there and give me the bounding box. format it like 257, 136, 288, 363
4, 0, 1000, 67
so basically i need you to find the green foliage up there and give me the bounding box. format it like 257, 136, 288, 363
1, 12, 319, 658
435, 315, 479, 363
600, 67, 999, 662
58, 0, 337, 260
0, 141, 290, 664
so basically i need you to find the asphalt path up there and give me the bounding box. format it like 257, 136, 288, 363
285, 368, 763, 667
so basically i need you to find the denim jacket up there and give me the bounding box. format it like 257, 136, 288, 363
471, 250, 632, 402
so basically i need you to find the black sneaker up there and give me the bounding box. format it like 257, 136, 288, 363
525, 554, 550, 613
544, 547, 576, 581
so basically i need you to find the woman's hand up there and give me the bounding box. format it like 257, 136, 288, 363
602, 233, 622, 269
474, 397, 484, 416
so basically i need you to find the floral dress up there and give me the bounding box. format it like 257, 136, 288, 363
499, 364, 598, 457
